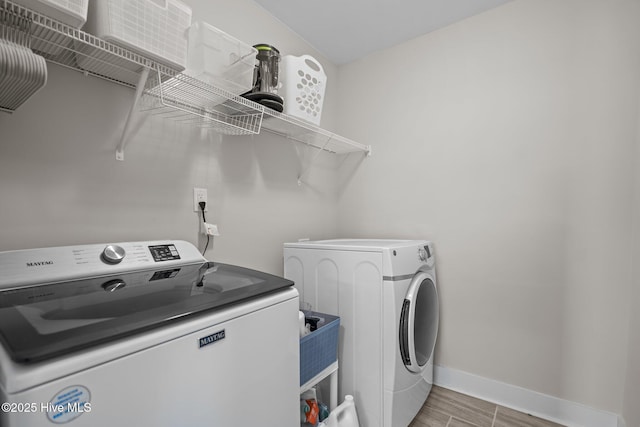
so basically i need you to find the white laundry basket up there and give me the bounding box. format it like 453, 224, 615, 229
280, 54, 326, 125
13, 0, 88, 27
84, 0, 192, 70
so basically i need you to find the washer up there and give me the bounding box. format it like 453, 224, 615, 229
0, 240, 299, 427
284, 239, 439, 427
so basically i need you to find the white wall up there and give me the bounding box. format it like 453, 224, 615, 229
2, 0, 640, 420
336, 0, 640, 414
0, 0, 344, 275
623, 89, 640, 427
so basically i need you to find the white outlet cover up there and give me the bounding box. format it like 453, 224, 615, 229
193, 188, 208, 212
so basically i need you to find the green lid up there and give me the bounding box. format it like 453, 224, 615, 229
253, 44, 280, 54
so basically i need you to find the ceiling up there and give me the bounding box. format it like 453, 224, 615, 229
254, 0, 514, 64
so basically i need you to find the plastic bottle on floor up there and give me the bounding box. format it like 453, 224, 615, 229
318, 395, 360, 427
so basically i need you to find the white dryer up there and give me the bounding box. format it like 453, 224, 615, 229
284, 239, 439, 427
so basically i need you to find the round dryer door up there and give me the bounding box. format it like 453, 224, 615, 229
399, 271, 439, 373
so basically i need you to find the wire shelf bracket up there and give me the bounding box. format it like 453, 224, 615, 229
116, 67, 150, 161
297, 134, 334, 186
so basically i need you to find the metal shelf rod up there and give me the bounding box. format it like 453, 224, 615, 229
116, 67, 150, 161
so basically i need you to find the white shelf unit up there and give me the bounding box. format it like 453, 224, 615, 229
0, 0, 371, 163
300, 360, 338, 411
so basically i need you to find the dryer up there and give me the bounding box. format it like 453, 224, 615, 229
284, 239, 439, 427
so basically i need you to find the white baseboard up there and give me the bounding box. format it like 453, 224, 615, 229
433, 365, 620, 427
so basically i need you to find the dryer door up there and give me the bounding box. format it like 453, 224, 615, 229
399, 271, 439, 373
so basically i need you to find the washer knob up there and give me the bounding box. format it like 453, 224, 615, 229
102, 279, 126, 292
101, 245, 126, 264
418, 248, 427, 262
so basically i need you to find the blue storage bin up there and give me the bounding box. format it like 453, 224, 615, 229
300, 311, 340, 386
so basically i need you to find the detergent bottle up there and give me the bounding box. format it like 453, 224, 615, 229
318, 395, 360, 427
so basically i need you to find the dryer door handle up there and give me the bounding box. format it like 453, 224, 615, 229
400, 271, 439, 373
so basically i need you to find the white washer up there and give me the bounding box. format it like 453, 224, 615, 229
284, 239, 438, 427
0, 240, 299, 427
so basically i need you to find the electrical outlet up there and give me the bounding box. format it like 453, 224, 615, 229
193, 188, 208, 212
204, 223, 220, 236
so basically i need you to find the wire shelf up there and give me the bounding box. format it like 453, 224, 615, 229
0, 0, 179, 88
0, 0, 371, 158
261, 109, 370, 155
141, 71, 264, 135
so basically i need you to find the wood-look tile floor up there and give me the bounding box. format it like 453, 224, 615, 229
409, 386, 566, 427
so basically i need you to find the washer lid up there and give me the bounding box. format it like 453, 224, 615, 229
0, 263, 293, 364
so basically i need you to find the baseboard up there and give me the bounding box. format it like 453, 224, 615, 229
433, 365, 620, 427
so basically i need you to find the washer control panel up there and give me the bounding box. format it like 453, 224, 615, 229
148, 244, 181, 262
0, 240, 205, 290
